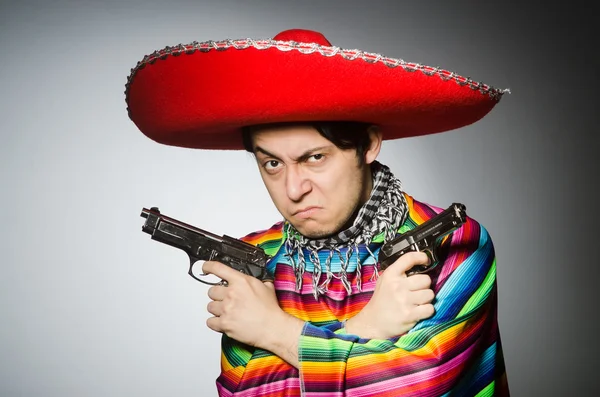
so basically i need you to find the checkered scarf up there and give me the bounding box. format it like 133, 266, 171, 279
284, 161, 408, 297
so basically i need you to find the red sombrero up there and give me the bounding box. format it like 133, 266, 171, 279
125, 28, 508, 150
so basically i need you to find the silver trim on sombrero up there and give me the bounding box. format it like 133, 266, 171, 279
124, 38, 510, 106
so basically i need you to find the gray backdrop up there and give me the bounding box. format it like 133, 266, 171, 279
1, 1, 596, 396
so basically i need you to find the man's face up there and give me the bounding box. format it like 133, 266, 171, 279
251, 125, 380, 238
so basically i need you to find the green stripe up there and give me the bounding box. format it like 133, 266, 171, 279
259, 240, 284, 256
457, 260, 496, 317
224, 338, 253, 368
372, 216, 418, 244
393, 314, 474, 350
301, 336, 353, 361
474, 381, 495, 397
348, 313, 478, 357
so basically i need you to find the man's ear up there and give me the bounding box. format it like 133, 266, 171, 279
364, 125, 383, 165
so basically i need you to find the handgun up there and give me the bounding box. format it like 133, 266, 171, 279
378, 203, 467, 275
140, 207, 271, 285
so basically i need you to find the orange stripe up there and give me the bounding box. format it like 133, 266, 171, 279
345, 313, 485, 373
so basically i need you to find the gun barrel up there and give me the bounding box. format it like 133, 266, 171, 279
139, 206, 271, 283
141, 207, 222, 243
411, 203, 466, 242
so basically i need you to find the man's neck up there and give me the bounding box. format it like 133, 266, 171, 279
337, 164, 374, 232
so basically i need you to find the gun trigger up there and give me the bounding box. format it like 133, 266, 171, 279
190, 271, 226, 286
188, 256, 222, 286
424, 249, 436, 265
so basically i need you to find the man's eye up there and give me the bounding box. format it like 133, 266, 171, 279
264, 160, 280, 170
308, 154, 324, 162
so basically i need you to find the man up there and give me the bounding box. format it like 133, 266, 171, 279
126, 28, 510, 396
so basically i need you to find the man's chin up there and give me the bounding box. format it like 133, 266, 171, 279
287, 220, 337, 239
302, 229, 337, 239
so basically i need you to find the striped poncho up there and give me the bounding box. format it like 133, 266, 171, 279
216, 193, 509, 396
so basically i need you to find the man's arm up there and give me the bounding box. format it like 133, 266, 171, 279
203, 249, 434, 368
208, 217, 508, 396
344, 251, 435, 339
294, 220, 507, 396
203, 260, 303, 368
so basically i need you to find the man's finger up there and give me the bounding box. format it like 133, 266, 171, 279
387, 251, 431, 275
263, 281, 275, 291
414, 303, 435, 320
206, 316, 222, 333
207, 300, 223, 317
207, 285, 228, 301
202, 260, 242, 283
410, 289, 435, 306
407, 274, 432, 291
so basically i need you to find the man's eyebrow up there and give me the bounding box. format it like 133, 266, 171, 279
295, 145, 332, 162
254, 145, 333, 162
254, 146, 282, 161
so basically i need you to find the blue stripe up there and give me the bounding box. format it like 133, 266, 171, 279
411, 226, 494, 332
440, 342, 498, 396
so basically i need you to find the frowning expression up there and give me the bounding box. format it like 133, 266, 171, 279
250, 124, 381, 238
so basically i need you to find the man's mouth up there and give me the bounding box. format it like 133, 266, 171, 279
293, 206, 320, 218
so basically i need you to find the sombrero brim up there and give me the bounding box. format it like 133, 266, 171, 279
125, 30, 508, 150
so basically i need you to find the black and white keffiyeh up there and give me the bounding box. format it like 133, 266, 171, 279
284, 161, 408, 297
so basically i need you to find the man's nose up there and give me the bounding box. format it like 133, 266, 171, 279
285, 165, 311, 202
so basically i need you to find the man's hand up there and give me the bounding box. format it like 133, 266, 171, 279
345, 251, 435, 340
202, 261, 304, 368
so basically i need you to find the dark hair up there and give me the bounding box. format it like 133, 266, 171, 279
241, 121, 374, 165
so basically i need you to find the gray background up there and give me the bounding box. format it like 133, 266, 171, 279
1, 0, 596, 396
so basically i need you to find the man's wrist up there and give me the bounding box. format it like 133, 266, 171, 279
260, 312, 304, 368
345, 311, 383, 340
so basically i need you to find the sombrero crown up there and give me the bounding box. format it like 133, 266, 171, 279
125, 28, 508, 150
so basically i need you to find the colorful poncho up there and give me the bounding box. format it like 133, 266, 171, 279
216, 193, 509, 396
